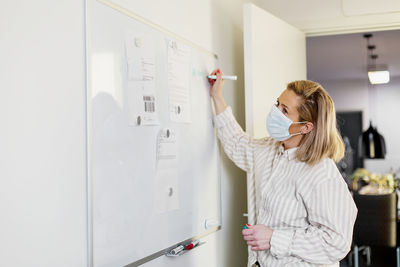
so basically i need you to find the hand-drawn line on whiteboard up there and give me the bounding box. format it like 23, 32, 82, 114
97, 0, 218, 60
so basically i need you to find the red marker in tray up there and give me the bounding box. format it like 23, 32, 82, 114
185, 240, 200, 250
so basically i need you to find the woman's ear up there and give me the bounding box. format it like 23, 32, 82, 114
302, 122, 314, 134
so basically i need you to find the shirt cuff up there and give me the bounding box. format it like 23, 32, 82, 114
213, 106, 234, 128
270, 229, 295, 258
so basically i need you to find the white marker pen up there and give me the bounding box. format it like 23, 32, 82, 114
170, 245, 184, 255
207, 75, 237, 81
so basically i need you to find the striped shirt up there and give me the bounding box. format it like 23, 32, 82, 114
214, 107, 358, 267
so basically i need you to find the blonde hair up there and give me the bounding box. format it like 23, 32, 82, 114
286, 80, 344, 165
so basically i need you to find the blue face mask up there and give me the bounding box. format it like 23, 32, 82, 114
266, 105, 307, 141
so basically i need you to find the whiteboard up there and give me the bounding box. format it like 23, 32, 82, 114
86, 1, 221, 266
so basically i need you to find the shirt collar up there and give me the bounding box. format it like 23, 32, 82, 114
278, 144, 298, 161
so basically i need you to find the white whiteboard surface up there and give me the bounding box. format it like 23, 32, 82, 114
86, 1, 221, 266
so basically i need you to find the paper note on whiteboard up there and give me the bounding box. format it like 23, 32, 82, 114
125, 33, 155, 81
156, 128, 177, 169
155, 128, 179, 213
167, 39, 191, 123
155, 168, 179, 213
126, 81, 159, 126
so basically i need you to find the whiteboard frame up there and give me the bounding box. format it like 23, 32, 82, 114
85, 0, 222, 266
96, 0, 217, 59
123, 226, 220, 267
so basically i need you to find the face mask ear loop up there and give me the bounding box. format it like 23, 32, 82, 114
289, 132, 303, 137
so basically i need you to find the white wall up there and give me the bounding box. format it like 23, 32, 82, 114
243, 3, 306, 139
323, 77, 400, 174
0, 1, 88, 267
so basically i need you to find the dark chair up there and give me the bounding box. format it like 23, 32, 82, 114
351, 192, 399, 267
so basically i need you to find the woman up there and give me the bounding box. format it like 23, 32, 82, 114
208, 69, 357, 267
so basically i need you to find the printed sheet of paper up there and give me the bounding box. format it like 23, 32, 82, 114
167, 40, 191, 123
156, 128, 177, 170
124, 32, 159, 126
155, 128, 179, 213
126, 81, 159, 126
125, 33, 155, 81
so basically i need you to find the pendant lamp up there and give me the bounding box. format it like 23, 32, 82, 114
359, 34, 387, 159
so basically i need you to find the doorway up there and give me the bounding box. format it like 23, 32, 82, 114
306, 29, 400, 267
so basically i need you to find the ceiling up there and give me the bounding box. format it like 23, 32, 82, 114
306, 29, 400, 82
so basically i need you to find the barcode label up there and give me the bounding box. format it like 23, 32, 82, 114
143, 95, 155, 113
143, 96, 154, 101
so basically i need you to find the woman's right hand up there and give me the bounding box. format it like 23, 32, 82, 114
208, 69, 227, 115
208, 69, 225, 98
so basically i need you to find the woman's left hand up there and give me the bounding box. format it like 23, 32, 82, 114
242, 224, 274, 251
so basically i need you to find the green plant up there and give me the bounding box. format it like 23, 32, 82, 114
350, 168, 398, 193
